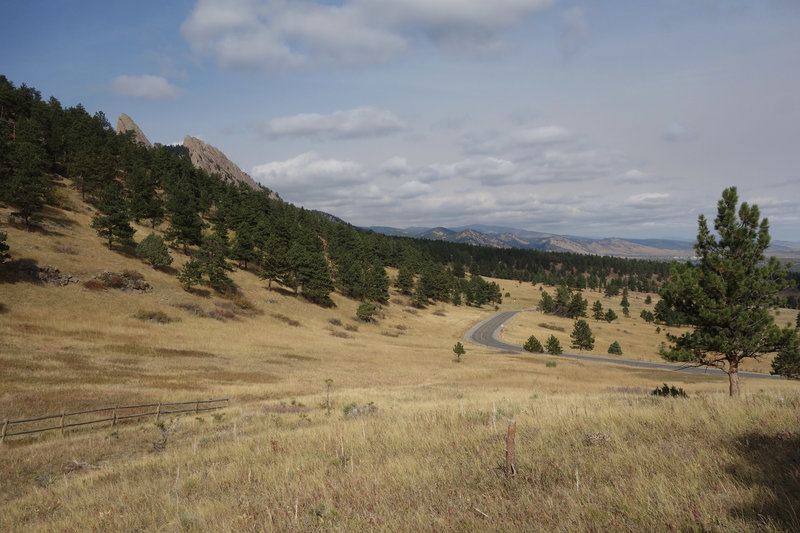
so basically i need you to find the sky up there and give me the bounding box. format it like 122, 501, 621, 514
2, 0, 799, 241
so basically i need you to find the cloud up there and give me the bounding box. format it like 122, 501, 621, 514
182, 0, 556, 70
381, 156, 411, 175
626, 192, 670, 208
560, 6, 589, 60
662, 121, 694, 142
251, 152, 363, 199
109, 75, 181, 100
263, 107, 406, 139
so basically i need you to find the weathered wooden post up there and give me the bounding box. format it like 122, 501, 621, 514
1, 419, 8, 445
505, 420, 517, 477
60, 412, 65, 436
156, 402, 162, 421
112, 406, 118, 427
194, 400, 199, 414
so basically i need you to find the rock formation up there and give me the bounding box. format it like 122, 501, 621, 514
115, 113, 152, 148
182, 135, 262, 191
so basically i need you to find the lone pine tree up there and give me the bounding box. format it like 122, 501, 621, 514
660, 187, 794, 396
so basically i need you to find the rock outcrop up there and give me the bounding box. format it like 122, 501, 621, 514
115, 113, 152, 147
182, 135, 261, 191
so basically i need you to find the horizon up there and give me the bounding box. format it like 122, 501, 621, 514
2, 1, 798, 241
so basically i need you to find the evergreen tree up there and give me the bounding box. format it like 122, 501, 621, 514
644, 295, 652, 305
394, 264, 415, 295
640, 309, 655, 323
357, 302, 377, 322
524, 335, 543, 353
545, 335, 562, 355
604, 308, 618, 323
771, 327, 800, 379
539, 290, 554, 313
91, 181, 135, 249
453, 341, 465, 362
335, 252, 364, 299
608, 341, 623, 355
570, 319, 595, 351
0, 230, 9, 263
566, 292, 588, 318
364, 263, 390, 303
136, 232, 173, 269
127, 165, 163, 228
591, 300, 604, 320
3, 117, 49, 229
660, 187, 793, 396
621, 290, 630, 317
164, 177, 205, 253
229, 223, 258, 270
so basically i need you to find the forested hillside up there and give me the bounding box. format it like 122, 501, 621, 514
0, 75, 738, 308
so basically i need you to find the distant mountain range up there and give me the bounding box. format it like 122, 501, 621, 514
367, 224, 800, 261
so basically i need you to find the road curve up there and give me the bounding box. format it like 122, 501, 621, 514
464, 310, 784, 380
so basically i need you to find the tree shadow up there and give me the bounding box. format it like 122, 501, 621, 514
0, 258, 42, 284
0, 302, 8, 314
726, 431, 800, 529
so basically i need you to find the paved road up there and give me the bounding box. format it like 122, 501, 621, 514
464, 310, 784, 380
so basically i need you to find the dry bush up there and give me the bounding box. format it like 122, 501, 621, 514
82, 279, 107, 292
228, 292, 262, 315
209, 308, 238, 321
433, 308, 447, 316
538, 322, 565, 332
329, 330, 350, 339
272, 313, 301, 327
173, 302, 206, 316
344, 324, 358, 332
381, 330, 400, 337
52, 243, 78, 255
403, 308, 419, 315
328, 318, 343, 327
133, 310, 175, 324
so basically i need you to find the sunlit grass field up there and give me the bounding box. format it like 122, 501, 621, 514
1, 184, 799, 531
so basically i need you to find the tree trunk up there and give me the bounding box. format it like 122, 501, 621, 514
728, 362, 740, 397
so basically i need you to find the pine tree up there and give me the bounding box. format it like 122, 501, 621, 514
91, 181, 135, 249
453, 341, 465, 362
364, 263, 390, 303
3, 117, 49, 229
604, 308, 618, 323
771, 328, 800, 379
0, 230, 9, 263
539, 290, 554, 313
394, 264, 415, 295
570, 319, 595, 351
608, 341, 623, 355
592, 300, 604, 320
135, 232, 172, 269
621, 290, 630, 317
660, 187, 793, 396
544, 335, 562, 355
524, 335, 543, 353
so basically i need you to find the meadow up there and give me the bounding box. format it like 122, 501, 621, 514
1, 184, 799, 531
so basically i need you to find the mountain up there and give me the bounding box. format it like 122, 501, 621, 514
367, 225, 698, 259
182, 135, 262, 191
115, 113, 152, 148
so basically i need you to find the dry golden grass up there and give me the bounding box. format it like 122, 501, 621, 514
1, 182, 799, 531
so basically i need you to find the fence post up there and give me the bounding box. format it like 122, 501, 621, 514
112, 407, 118, 427
156, 402, 161, 421
194, 400, 199, 414
505, 420, 517, 478
1, 419, 7, 445
60, 412, 65, 436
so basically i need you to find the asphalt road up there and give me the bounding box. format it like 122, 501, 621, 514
463, 310, 784, 380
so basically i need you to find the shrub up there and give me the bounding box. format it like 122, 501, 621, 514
271, 313, 301, 327
328, 318, 343, 327
453, 341, 465, 362
545, 360, 557, 368
357, 302, 377, 322
82, 279, 107, 292
345, 324, 359, 332
524, 335, 543, 353
651, 384, 688, 398
133, 310, 175, 324
608, 341, 623, 355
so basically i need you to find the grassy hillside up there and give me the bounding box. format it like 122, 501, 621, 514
1, 181, 799, 531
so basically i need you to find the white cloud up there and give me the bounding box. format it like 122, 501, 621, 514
626, 192, 670, 208
251, 152, 363, 196
512, 126, 573, 145
264, 107, 406, 139
109, 75, 181, 100
182, 0, 556, 70
381, 156, 411, 175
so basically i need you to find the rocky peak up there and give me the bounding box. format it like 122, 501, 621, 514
115, 113, 152, 148
182, 135, 262, 191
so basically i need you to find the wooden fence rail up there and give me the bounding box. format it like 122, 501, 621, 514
0, 398, 228, 444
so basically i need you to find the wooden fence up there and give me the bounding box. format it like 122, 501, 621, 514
0, 398, 228, 444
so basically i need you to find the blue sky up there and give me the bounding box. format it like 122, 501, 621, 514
2, 0, 799, 241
